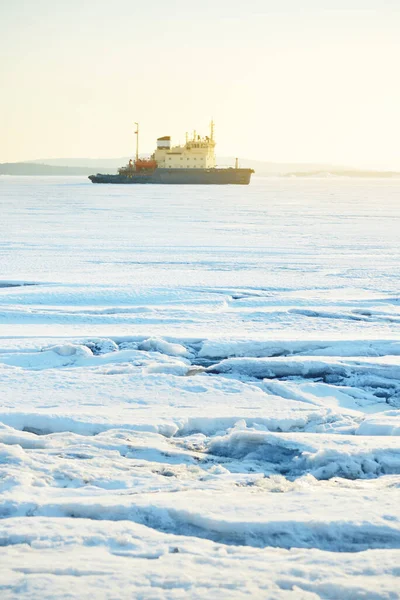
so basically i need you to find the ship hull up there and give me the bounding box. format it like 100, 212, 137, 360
89, 168, 253, 185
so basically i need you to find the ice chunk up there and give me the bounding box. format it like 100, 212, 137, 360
45, 344, 93, 358
138, 337, 190, 358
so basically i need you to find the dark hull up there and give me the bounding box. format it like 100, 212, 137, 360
89, 168, 254, 185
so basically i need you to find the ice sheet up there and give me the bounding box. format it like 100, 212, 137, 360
0, 176, 399, 598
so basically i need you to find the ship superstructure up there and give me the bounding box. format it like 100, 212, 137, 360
89, 122, 254, 185
154, 122, 216, 170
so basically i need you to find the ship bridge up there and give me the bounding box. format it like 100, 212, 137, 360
154, 122, 216, 169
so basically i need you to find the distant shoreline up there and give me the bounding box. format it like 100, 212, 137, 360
1, 162, 400, 178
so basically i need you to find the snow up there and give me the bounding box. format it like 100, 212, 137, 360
0, 176, 400, 598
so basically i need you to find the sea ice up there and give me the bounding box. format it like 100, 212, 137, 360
0, 176, 399, 598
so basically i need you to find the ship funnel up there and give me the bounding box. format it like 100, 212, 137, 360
157, 136, 171, 149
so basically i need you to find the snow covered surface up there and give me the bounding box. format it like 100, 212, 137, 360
0, 176, 400, 598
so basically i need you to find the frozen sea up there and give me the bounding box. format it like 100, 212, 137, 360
0, 175, 400, 599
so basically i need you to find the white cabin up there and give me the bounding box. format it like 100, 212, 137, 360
154, 123, 216, 169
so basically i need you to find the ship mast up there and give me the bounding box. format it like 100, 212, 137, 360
134, 122, 139, 162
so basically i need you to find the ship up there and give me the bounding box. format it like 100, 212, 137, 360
89, 122, 254, 185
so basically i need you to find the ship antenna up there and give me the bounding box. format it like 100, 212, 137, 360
210, 119, 214, 142
134, 122, 139, 162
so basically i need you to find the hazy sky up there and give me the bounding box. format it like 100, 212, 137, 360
1, 0, 399, 168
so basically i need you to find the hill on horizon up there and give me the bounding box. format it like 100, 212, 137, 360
0, 163, 96, 176
1, 158, 400, 178
26, 156, 352, 175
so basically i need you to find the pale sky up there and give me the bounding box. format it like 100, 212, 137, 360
1, 0, 399, 168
